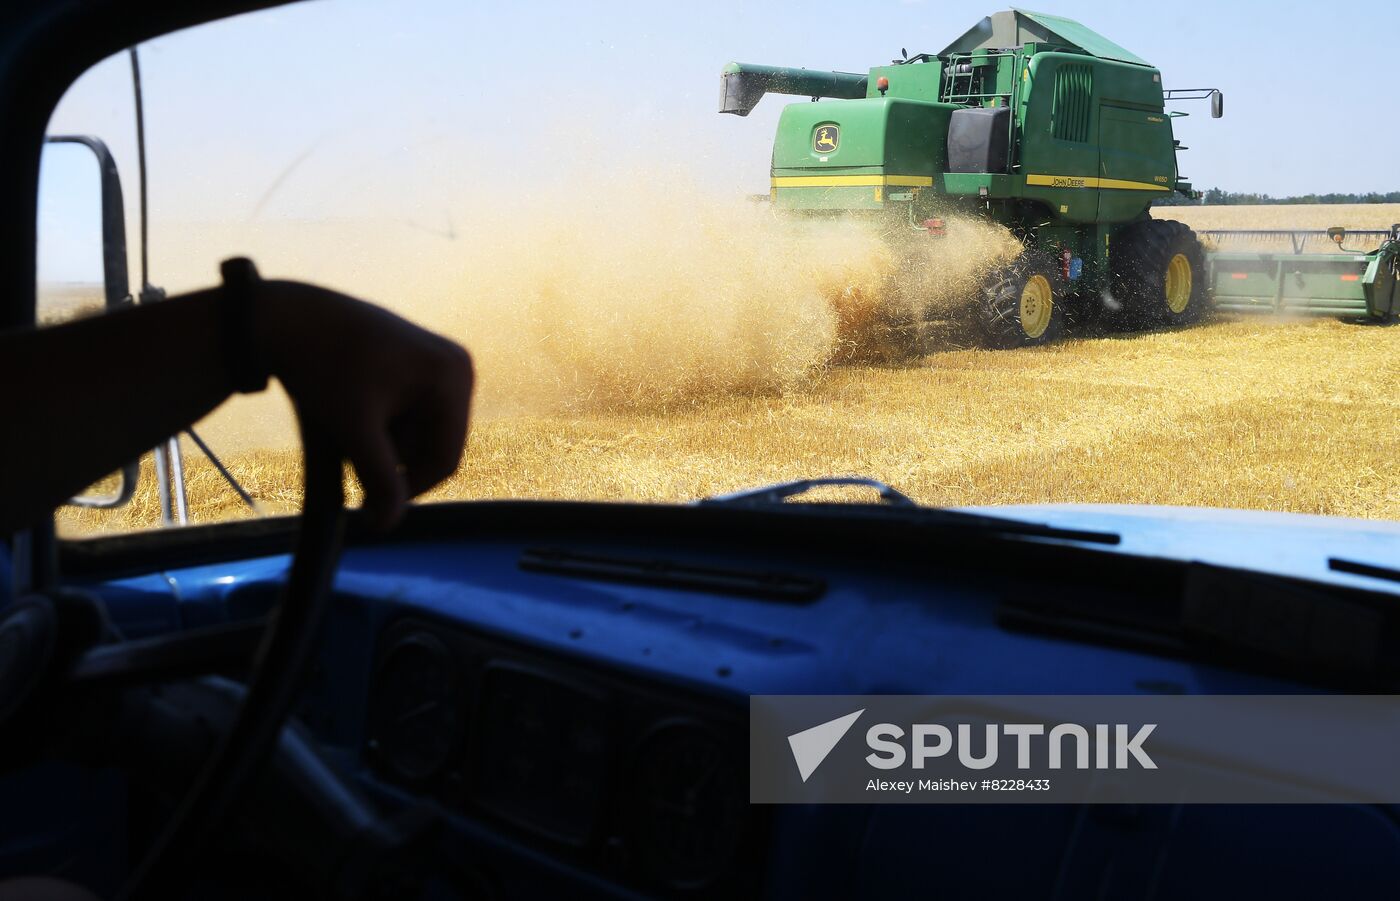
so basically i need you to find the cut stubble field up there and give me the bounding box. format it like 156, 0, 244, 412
456, 317, 1399, 515
57, 204, 1400, 535
60, 317, 1400, 534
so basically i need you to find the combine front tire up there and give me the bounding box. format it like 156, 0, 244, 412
1110, 219, 1209, 328
978, 251, 1066, 348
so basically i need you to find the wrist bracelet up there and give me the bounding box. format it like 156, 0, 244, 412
219, 257, 270, 394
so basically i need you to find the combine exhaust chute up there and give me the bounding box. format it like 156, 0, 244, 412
1203, 226, 1400, 321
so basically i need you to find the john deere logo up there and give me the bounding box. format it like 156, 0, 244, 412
813, 125, 840, 153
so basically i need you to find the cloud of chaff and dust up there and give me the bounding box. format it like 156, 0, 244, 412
822, 210, 1022, 361
426, 175, 877, 415
147, 170, 1020, 451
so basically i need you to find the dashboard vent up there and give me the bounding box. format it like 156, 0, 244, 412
520, 547, 825, 602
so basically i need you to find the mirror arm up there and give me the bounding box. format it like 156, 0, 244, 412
66, 462, 140, 509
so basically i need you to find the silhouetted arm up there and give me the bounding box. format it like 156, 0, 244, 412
0, 280, 473, 533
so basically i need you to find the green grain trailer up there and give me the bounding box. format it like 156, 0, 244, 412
720, 8, 1221, 347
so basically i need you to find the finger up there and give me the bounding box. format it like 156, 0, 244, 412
400, 345, 473, 496
347, 423, 408, 531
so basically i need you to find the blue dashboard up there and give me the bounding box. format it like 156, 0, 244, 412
15, 500, 1400, 897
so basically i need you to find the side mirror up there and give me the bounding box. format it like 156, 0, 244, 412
1210, 90, 1224, 119
1327, 226, 1346, 245
38, 135, 140, 510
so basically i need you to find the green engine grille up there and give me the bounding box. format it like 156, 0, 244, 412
1051, 64, 1093, 143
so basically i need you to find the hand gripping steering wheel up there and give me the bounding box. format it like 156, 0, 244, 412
0, 423, 347, 900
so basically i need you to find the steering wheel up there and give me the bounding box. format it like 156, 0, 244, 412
0, 424, 347, 899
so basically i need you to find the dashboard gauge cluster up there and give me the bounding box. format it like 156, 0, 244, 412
363, 618, 764, 896
623, 719, 750, 891
472, 662, 612, 845
366, 629, 465, 785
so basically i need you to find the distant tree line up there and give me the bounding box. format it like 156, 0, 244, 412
1154, 189, 1400, 207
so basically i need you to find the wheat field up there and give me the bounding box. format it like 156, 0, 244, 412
1157, 203, 1400, 233
57, 204, 1400, 536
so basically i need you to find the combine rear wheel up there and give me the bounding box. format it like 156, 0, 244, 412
1109, 219, 1209, 327
977, 251, 1066, 348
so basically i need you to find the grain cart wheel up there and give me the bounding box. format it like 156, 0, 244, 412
978, 251, 1067, 348
1110, 219, 1209, 328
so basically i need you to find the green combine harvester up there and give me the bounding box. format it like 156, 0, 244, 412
720, 8, 1399, 347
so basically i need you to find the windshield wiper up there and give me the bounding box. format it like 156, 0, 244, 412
704, 476, 918, 507
1329, 557, 1400, 585
699, 477, 1120, 546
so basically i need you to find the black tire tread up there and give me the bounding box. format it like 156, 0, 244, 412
977, 251, 1066, 348
1108, 219, 1211, 328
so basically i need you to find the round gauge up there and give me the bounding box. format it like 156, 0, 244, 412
367, 631, 462, 784
625, 720, 749, 890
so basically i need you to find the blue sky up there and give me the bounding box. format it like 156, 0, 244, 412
40, 0, 1400, 280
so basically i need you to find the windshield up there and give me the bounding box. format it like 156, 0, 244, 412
39, 0, 1400, 537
